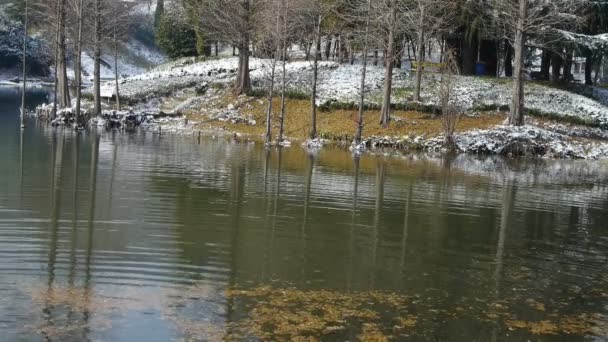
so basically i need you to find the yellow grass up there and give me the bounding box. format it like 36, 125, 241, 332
187, 93, 505, 142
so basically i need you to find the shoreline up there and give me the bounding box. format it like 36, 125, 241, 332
28, 56, 608, 160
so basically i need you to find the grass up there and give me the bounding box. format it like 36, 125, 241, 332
188, 92, 505, 142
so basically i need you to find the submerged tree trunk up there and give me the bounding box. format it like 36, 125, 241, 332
309, 14, 322, 140
354, 0, 372, 144
20, 0, 28, 128
509, 0, 527, 126
380, 2, 396, 128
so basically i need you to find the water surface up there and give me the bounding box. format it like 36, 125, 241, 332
1, 87, 608, 341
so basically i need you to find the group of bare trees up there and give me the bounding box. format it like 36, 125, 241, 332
19, 0, 603, 143
21, 0, 138, 123
170, 0, 595, 145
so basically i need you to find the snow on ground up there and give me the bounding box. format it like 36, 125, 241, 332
73, 39, 166, 82
107, 57, 608, 128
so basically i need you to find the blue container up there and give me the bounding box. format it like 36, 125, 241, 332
475, 62, 487, 76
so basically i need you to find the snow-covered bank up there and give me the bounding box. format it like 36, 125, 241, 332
351, 124, 608, 160
106, 57, 608, 128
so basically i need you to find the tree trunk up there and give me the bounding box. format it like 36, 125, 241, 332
504, 40, 513, 77
551, 51, 562, 83
509, 0, 527, 126
215, 41, 219, 56
265, 57, 276, 144
354, 0, 372, 144
93, 0, 102, 117
20, 0, 28, 128
563, 48, 573, 82
585, 52, 594, 85
594, 55, 602, 85
75, 0, 83, 123
52, 0, 59, 119
380, 2, 395, 128
309, 14, 322, 140
235, 43, 251, 95
540, 49, 551, 80
278, 42, 287, 143
324, 37, 331, 60
57, 0, 70, 108
413, 9, 425, 103
278, 1, 288, 143
114, 26, 120, 111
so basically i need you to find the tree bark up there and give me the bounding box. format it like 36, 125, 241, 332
354, 0, 372, 144
309, 14, 322, 140
509, 0, 527, 126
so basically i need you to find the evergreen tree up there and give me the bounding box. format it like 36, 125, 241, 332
156, 11, 197, 59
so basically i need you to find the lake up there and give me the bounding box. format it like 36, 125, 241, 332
1, 86, 608, 341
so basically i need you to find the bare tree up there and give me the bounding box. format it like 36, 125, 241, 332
181, 0, 261, 95
305, 0, 336, 140
401, 0, 455, 103
354, 0, 372, 144
439, 49, 462, 147
491, 0, 582, 125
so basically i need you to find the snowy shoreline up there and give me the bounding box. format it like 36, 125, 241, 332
40, 57, 608, 160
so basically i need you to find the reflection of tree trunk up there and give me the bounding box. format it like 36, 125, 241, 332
225, 160, 245, 336
44, 131, 64, 333
19, 129, 24, 208
371, 161, 385, 288
490, 180, 516, 340
107, 141, 118, 207
348, 155, 360, 291
83, 134, 99, 330
301, 153, 313, 285
494, 181, 516, 290
68, 136, 80, 287
399, 184, 413, 281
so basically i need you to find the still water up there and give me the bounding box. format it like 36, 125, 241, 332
1, 87, 608, 341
